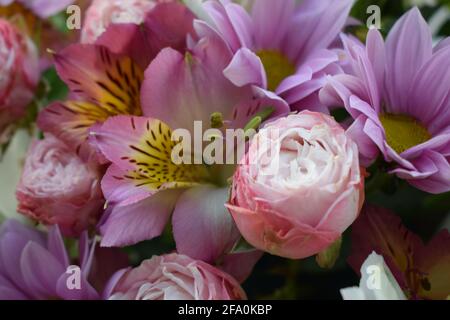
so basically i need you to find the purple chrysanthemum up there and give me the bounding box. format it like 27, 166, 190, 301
187, 0, 353, 112
320, 8, 450, 194
0, 220, 99, 300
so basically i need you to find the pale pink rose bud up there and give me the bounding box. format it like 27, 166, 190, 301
227, 111, 365, 259
81, 0, 164, 44
0, 18, 39, 142
106, 253, 247, 300
16, 135, 104, 237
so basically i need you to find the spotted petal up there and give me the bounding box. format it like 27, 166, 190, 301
39, 45, 144, 159
415, 231, 450, 300
92, 115, 210, 196
38, 101, 116, 159
54, 44, 143, 115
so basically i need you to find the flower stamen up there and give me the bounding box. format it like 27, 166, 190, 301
379, 114, 431, 154
257, 50, 295, 91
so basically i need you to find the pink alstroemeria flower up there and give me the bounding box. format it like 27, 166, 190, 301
320, 8, 450, 193
38, 2, 196, 161
91, 32, 283, 272
186, 0, 353, 112
38, 1, 269, 277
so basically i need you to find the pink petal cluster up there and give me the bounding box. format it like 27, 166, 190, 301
106, 253, 247, 300
227, 111, 365, 259
81, 0, 169, 44
16, 135, 104, 237
0, 18, 39, 143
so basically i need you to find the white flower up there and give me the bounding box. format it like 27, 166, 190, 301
340, 252, 406, 300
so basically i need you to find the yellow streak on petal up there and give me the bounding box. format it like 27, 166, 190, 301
126, 120, 210, 191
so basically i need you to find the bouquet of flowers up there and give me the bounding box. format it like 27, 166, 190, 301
0, 0, 449, 300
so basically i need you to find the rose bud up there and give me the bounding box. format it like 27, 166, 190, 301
0, 18, 39, 143
227, 111, 365, 259
16, 135, 104, 237
105, 253, 247, 300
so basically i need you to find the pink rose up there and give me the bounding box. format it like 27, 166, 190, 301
81, 0, 167, 44
16, 135, 104, 236
106, 253, 247, 300
227, 111, 365, 259
0, 18, 39, 143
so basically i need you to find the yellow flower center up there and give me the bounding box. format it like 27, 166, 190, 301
257, 50, 295, 91
379, 114, 431, 154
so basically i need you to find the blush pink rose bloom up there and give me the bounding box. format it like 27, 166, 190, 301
227, 111, 365, 259
81, 0, 170, 44
16, 135, 104, 237
106, 253, 247, 300
0, 18, 39, 143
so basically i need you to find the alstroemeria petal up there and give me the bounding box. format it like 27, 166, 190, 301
99, 189, 182, 247
141, 36, 251, 131
220, 249, 263, 283
93, 115, 209, 192
415, 230, 450, 300
348, 206, 422, 295
38, 101, 113, 160
54, 44, 143, 116
172, 186, 240, 263
101, 164, 153, 207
